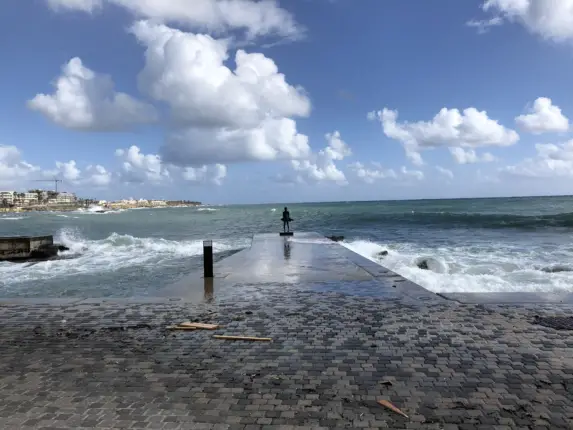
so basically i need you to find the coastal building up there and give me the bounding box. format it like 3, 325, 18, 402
19, 192, 39, 206
56, 192, 76, 204
0, 191, 15, 205
150, 200, 167, 207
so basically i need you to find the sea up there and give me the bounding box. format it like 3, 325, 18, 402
1, 196, 573, 298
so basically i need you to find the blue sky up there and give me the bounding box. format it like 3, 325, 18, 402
1, 0, 573, 204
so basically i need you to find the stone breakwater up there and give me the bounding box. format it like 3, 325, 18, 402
1, 289, 573, 429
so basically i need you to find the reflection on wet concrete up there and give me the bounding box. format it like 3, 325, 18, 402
160, 232, 443, 305
203, 277, 214, 302
283, 238, 291, 261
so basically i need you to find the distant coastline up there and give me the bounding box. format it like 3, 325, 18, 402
0, 201, 202, 213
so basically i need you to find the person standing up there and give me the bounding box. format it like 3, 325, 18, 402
281, 207, 292, 232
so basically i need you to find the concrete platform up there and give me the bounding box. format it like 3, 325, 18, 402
161, 232, 443, 305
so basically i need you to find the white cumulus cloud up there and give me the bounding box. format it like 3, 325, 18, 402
369, 107, 519, 165
129, 21, 311, 166
450, 147, 497, 164
471, 0, 573, 42
165, 118, 310, 166
28, 58, 157, 131
0, 145, 41, 185
42, 159, 114, 187
46, 0, 302, 41
183, 164, 227, 185
84, 165, 112, 187
349, 162, 424, 184
435, 166, 454, 179
46, 0, 102, 12
132, 20, 310, 128
502, 140, 573, 178
400, 166, 424, 181
349, 162, 396, 184
115, 145, 169, 184
515, 97, 569, 134
290, 131, 351, 184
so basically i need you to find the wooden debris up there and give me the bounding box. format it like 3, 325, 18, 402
213, 335, 272, 342
166, 325, 197, 331
179, 322, 220, 330
377, 399, 409, 418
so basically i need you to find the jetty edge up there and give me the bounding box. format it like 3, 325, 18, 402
0, 235, 69, 263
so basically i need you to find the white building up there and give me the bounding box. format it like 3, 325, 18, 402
56, 192, 76, 204
21, 192, 38, 205
150, 200, 167, 206
0, 191, 15, 205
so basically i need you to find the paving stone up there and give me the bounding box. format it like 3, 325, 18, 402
1, 287, 573, 429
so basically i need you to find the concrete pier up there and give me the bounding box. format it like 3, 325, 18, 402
0, 235, 53, 260
164, 232, 443, 304
1, 232, 573, 429
0, 235, 69, 262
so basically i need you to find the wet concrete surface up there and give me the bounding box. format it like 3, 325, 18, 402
160, 232, 443, 304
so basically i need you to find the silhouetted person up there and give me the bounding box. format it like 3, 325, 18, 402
282, 207, 292, 232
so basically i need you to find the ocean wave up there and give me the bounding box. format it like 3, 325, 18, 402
0, 216, 26, 220
345, 211, 573, 229
74, 206, 125, 215
342, 239, 573, 294
0, 227, 250, 285
197, 208, 218, 212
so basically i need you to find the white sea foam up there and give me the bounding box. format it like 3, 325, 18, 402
197, 207, 217, 212
0, 216, 26, 221
342, 239, 573, 294
0, 227, 250, 285
73, 205, 124, 215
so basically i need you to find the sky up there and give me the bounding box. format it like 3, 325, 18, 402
2, 0, 573, 204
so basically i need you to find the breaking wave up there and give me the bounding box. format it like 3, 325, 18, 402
342, 239, 573, 294
0, 227, 250, 285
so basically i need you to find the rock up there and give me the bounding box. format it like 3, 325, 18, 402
377, 250, 389, 257
417, 259, 429, 270
327, 235, 344, 242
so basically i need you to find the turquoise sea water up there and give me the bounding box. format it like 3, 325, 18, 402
2, 196, 573, 297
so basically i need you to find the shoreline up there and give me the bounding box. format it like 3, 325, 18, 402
0, 203, 202, 213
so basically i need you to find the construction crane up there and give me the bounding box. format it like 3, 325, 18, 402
33, 178, 63, 193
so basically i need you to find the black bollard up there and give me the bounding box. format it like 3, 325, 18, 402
203, 240, 214, 278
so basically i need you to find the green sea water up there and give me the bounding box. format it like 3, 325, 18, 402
2, 196, 573, 297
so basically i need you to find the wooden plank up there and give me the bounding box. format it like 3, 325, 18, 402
179, 322, 219, 330
166, 325, 197, 331
377, 400, 409, 418
213, 335, 272, 342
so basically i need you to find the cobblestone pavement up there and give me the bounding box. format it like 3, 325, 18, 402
1, 284, 573, 429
